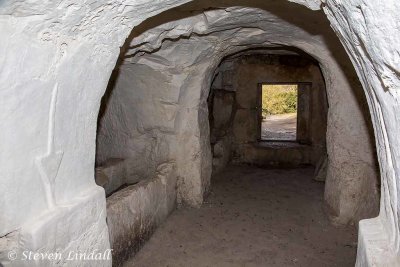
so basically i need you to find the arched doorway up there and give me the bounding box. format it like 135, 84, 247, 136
95, 3, 379, 265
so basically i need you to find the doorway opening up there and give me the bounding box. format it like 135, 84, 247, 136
259, 83, 311, 144
91, 3, 380, 265
260, 83, 298, 141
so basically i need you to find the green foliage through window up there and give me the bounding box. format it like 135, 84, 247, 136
262, 84, 298, 117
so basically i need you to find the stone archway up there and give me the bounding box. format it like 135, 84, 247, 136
0, 1, 398, 266
97, 2, 379, 264
115, 1, 379, 221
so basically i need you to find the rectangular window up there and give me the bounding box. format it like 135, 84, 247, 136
260, 84, 298, 141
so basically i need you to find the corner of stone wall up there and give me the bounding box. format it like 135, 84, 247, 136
106, 162, 177, 266
356, 217, 399, 267
0, 186, 111, 267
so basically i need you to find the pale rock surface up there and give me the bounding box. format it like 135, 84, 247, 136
106, 163, 176, 266
323, 0, 400, 265
111, 4, 379, 224
0, 0, 399, 266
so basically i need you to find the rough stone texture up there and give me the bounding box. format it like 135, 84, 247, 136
0, 0, 398, 265
211, 54, 329, 168
314, 155, 328, 182
212, 91, 235, 138
0, 0, 197, 249
99, 2, 379, 226
95, 159, 126, 196
96, 63, 176, 196
0, 187, 111, 266
235, 142, 313, 167
121, 3, 380, 226
209, 89, 235, 174
106, 162, 176, 266
212, 136, 233, 175
323, 0, 400, 265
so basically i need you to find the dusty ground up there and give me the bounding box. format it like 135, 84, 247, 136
262, 113, 297, 141
124, 165, 357, 267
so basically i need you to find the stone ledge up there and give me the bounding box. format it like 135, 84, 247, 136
0, 186, 111, 267
106, 163, 176, 266
356, 217, 399, 267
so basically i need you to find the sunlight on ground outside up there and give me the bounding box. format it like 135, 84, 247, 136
261, 84, 298, 141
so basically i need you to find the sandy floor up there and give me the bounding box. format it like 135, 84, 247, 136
262, 113, 297, 141
124, 165, 357, 267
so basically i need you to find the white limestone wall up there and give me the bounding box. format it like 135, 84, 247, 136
0, 1, 192, 266
96, 64, 175, 186
323, 0, 400, 265
0, 0, 398, 266
106, 162, 177, 266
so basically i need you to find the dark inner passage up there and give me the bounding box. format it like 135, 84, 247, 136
127, 166, 356, 267
209, 52, 327, 171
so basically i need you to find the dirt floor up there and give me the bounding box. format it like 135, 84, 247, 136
262, 113, 297, 141
124, 165, 357, 267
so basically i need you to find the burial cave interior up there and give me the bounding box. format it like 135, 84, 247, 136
4, 0, 399, 266
93, 2, 380, 266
